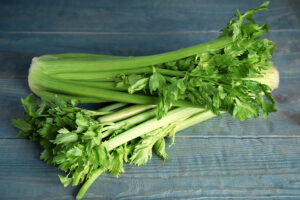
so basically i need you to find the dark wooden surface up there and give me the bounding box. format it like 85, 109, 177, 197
1, 0, 300, 199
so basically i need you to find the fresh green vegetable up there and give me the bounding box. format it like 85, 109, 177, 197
28, 1, 275, 121
98, 104, 156, 123
12, 63, 278, 199
12, 2, 279, 199
12, 95, 203, 199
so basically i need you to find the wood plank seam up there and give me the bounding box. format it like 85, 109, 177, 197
3, 135, 300, 140
0, 29, 300, 35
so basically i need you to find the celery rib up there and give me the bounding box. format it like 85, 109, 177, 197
76, 168, 105, 200
51, 67, 185, 81
39, 37, 232, 74
106, 107, 203, 151
29, 82, 107, 103
98, 104, 156, 123
101, 109, 157, 138
30, 64, 202, 107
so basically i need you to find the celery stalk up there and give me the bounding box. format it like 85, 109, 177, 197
37, 37, 232, 74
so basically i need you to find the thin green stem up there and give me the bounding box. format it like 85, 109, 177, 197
40, 53, 125, 60
76, 168, 105, 200
52, 67, 152, 81
175, 111, 220, 132
98, 104, 156, 123
106, 107, 203, 151
51, 67, 185, 81
29, 83, 107, 103
66, 80, 128, 91
39, 37, 232, 74
102, 109, 156, 138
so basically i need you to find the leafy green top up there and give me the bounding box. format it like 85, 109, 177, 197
118, 1, 276, 120
12, 95, 174, 187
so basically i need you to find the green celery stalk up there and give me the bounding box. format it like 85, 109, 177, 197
29, 63, 200, 107
101, 109, 157, 138
41, 53, 125, 60
76, 168, 106, 200
29, 84, 107, 103
76, 108, 207, 199
52, 67, 184, 81
175, 110, 222, 132
98, 104, 156, 123
106, 107, 203, 151
66, 80, 128, 91
37, 37, 232, 74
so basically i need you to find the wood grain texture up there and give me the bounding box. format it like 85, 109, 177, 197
1, 138, 300, 199
0, 0, 300, 199
0, 0, 299, 32
0, 33, 220, 59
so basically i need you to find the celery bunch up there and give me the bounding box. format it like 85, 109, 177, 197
12, 2, 280, 199
29, 1, 275, 120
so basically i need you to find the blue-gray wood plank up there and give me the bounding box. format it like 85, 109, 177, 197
0, 0, 300, 199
